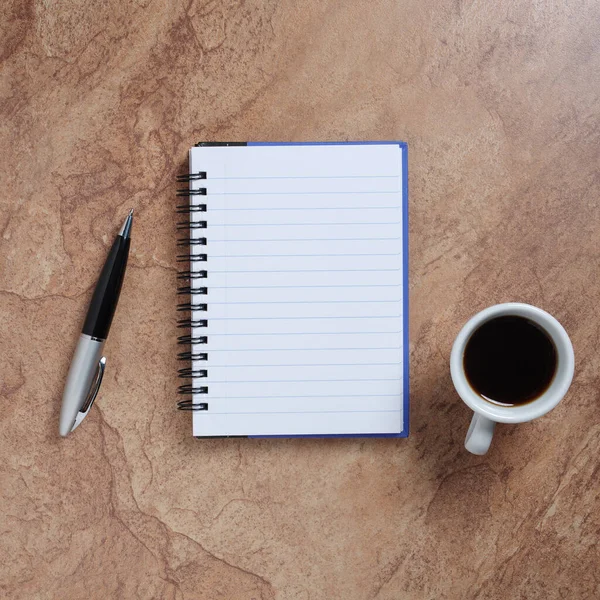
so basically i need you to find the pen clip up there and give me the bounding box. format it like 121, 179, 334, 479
71, 357, 106, 433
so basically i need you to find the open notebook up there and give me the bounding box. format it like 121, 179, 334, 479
177, 142, 408, 437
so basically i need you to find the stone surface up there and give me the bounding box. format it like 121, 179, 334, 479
2, 1, 600, 598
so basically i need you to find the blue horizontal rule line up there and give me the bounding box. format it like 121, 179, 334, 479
200, 347, 402, 352
204, 175, 399, 180
200, 394, 399, 399
204, 191, 399, 195
207, 410, 401, 415
207, 316, 401, 320
206, 206, 401, 211
206, 363, 400, 367
201, 222, 403, 227
209, 268, 402, 273
209, 253, 401, 258
208, 331, 402, 336
207, 300, 400, 304
208, 284, 402, 289
206, 237, 402, 242
205, 378, 401, 383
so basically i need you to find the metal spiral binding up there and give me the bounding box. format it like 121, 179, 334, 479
177, 188, 207, 195
177, 170, 209, 412
177, 203, 206, 214
177, 220, 206, 230
177, 303, 207, 312
176, 172, 207, 182
177, 286, 207, 295
178, 384, 209, 394
177, 335, 208, 344
178, 256, 207, 263
178, 400, 209, 411
177, 270, 207, 280
178, 351, 208, 360
178, 368, 208, 378
177, 319, 208, 328
178, 237, 206, 246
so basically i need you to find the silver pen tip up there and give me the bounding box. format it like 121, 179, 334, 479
118, 209, 134, 238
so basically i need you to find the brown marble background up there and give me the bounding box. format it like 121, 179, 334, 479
1, 0, 600, 598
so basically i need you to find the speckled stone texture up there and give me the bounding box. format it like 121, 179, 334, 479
2, 1, 600, 599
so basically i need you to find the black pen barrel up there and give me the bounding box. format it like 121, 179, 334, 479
82, 234, 131, 340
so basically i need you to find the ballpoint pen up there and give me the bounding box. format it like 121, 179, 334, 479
59, 209, 133, 436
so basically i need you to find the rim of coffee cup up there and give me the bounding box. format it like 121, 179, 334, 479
450, 303, 575, 424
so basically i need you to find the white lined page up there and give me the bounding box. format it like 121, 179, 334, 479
188, 143, 405, 436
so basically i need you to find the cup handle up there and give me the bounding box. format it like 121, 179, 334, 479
465, 413, 496, 455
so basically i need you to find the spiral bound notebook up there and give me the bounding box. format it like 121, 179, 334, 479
177, 141, 408, 438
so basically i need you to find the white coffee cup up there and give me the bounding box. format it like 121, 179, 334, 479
450, 303, 575, 455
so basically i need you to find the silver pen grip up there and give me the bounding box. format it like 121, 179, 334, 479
59, 334, 105, 436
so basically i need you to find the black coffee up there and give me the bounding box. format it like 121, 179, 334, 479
463, 316, 557, 406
